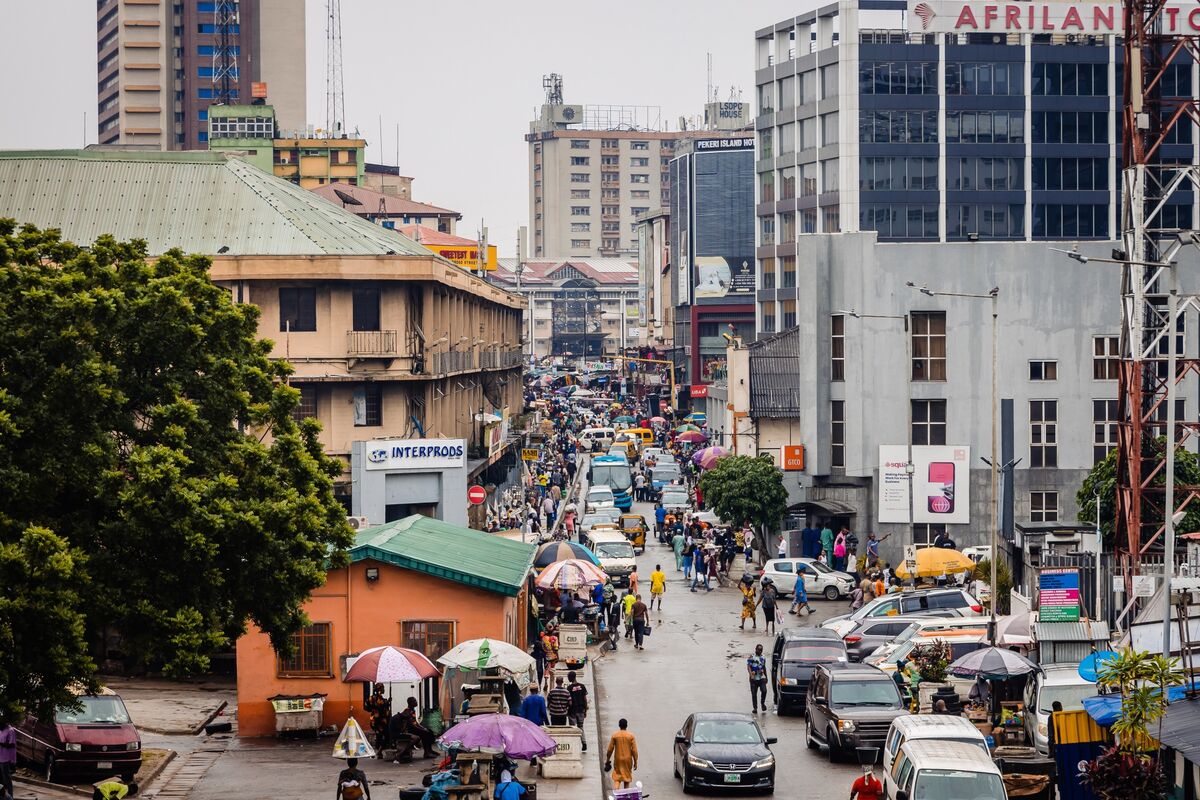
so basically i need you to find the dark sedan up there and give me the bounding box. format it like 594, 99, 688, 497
673, 712, 776, 794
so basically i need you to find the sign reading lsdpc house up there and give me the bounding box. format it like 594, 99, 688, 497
905, 0, 1200, 33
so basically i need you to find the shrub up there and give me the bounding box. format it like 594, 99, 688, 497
909, 640, 952, 683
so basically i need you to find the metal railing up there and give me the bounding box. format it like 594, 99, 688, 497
346, 330, 397, 356
432, 350, 475, 374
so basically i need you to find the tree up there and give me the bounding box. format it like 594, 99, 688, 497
971, 558, 1012, 615
698, 454, 788, 552
1077, 441, 1200, 545
0, 222, 353, 716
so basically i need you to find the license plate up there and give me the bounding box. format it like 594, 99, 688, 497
97, 762, 113, 770
723, 774, 741, 783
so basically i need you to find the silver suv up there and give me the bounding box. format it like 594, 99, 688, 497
821, 588, 983, 637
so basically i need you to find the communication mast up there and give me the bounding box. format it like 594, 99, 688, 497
211, 0, 239, 105
325, 0, 345, 136
1116, 0, 1200, 574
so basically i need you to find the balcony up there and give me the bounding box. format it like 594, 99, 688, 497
480, 349, 525, 369
346, 330, 397, 356
432, 350, 476, 374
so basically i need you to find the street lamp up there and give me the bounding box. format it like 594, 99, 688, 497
906, 282, 1002, 643
838, 309, 914, 545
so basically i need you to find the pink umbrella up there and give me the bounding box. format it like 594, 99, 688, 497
675, 430, 708, 444
536, 558, 608, 590
438, 713, 557, 759
692, 446, 731, 470
650, 416, 667, 425
344, 646, 440, 683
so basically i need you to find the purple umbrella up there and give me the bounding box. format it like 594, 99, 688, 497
437, 713, 558, 759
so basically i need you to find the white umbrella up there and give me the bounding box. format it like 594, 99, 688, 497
437, 638, 536, 676
572, 388, 595, 397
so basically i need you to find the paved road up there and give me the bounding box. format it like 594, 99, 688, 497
592, 492, 864, 799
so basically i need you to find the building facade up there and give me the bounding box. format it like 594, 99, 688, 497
97, 0, 305, 151
311, 183, 461, 233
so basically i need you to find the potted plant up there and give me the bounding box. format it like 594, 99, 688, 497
909, 640, 953, 711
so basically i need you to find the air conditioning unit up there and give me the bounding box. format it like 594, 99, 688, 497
552, 105, 583, 124
346, 516, 370, 530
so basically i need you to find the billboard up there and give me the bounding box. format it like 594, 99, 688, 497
694, 256, 756, 299
908, 0, 1137, 33
877, 445, 972, 524
1038, 568, 1081, 622
427, 243, 498, 271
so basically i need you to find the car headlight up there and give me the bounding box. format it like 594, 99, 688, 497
65, 743, 82, 752
779, 677, 796, 686
127, 741, 141, 751
1037, 723, 1047, 737
687, 754, 715, 769
837, 720, 856, 733
751, 755, 776, 770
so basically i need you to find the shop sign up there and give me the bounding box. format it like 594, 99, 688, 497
690, 386, 709, 398
521, 448, 541, 461
907, 0, 1164, 34
1039, 568, 1081, 622
877, 445, 971, 524
782, 445, 805, 471
364, 438, 466, 471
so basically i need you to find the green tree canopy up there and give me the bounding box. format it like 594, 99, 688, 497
697, 454, 788, 542
1077, 440, 1200, 545
0, 222, 352, 718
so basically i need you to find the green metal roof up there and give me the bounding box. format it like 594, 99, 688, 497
350, 515, 535, 597
0, 149, 432, 257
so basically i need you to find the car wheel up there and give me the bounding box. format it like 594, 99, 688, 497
827, 729, 843, 763
824, 585, 840, 601
44, 753, 57, 783
674, 762, 680, 779
805, 717, 818, 750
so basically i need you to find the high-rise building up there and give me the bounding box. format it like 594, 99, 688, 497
527, 74, 751, 260
97, 0, 306, 151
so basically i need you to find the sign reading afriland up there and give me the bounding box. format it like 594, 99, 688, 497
364, 438, 466, 471
905, 0, 1200, 33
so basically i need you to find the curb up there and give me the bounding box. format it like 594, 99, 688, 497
191, 700, 229, 735
15, 750, 176, 798
137, 749, 177, 792
135, 700, 227, 736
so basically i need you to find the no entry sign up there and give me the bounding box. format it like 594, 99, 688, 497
467, 485, 487, 505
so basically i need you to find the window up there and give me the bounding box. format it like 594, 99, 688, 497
760, 171, 775, 203
945, 62, 1025, 95
401, 620, 455, 662
779, 76, 796, 110
949, 158, 1024, 191
861, 157, 938, 192
1093, 336, 1120, 379
823, 206, 841, 233
570, 156, 590, 166
352, 287, 380, 331
291, 384, 317, 422
279, 287, 316, 332
780, 212, 796, 243
570, 189, 590, 199
831, 315, 845, 381
859, 60, 938, 95
760, 215, 775, 245
601, 172, 618, 183
781, 298, 797, 329
762, 305, 776, 333
821, 159, 838, 193
571, 238, 591, 248
601, 205, 619, 215
602, 138, 618, 148
948, 204, 1025, 240
631, 207, 649, 215
1030, 400, 1058, 468
945, 111, 1025, 143
781, 256, 796, 288
630, 174, 649, 184
630, 190, 649, 199
1032, 62, 1108, 96
631, 141, 649, 150
821, 112, 839, 145
570, 222, 591, 232
799, 117, 817, 150
912, 524, 946, 548
800, 164, 817, 197
570, 139, 590, 149
758, 83, 775, 115
601, 155, 619, 166
912, 400, 947, 446
860, 204, 938, 240
760, 257, 776, 290
570, 172, 590, 183
1031, 111, 1108, 144
800, 71, 817, 105
354, 384, 383, 427
760, 129, 773, 159
1094, 399, 1118, 464
821, 63, 839, 99
831, 400, 845, 468
911, 312, 947, 381
630, 157, 649, 167
859, 110, 938, 143
779, 123, 796, 155
801, 209, 817, 233
570, 206, 591, 216
277, 622, 331, 676
1030, 491, 1059, 523
1033, 204, 1108, 239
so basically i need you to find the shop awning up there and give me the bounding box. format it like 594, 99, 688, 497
797, 498, 857, 516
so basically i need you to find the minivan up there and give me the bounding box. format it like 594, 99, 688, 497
805, 663, 909, 762
583, 529, 637, 587
885, 739, 1007, 800
771, 628, 847, 714
1023, 663, 1097, 755
882, 714, 989, 775
17, 688, 142, 783
579, 427, 615, 451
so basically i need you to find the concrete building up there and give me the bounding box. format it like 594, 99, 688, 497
713, 231, 1200, 565
0, 149, 524, 514
97, 0, 305, 151
635, 208, 672, 353
489, 258, 642, 360
362, 163, 414, 198
312, 183, 461, 233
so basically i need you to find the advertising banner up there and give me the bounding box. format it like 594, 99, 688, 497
363, 438, 466, 471
878, 445, 972, 524
694, 256, 756, 299
906, 0, 1154, 34
1038, 568, 1081, 622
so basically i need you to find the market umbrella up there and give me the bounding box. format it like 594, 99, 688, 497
534, 540, 601, 568
674, 423, 702, 434
948, 646, 1038, 680
692, 446, 731, 470
437, 713, 558, 760
438, 638, 536, 676
615, 415, 636, 424
675, 430, 708, 444
994, 612, 1034, 647
536, 558, 608, 590
684, 412, 707, 424
894, 547, 976, 579
650, 416, 667, 425
344, 645, 440, 683
573, 388, 595, 397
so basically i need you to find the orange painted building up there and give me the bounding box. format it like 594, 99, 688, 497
235, 515, 535, 737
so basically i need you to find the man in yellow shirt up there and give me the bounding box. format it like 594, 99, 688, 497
649, 564, 667, 611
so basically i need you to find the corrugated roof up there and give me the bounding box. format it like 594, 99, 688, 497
310, 182, 459, 217
749, 327, 805, 417
397, 224, 478, 247
1033, 621, 1111, 642
0, 149, 433, 257
350, 515, 535, 597
1159, 696, 1200, 762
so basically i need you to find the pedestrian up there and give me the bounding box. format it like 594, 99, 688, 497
604, 718, 639, 790
759, 577, 779, 635
683, 536, 695, 580
634, 472, 646, 502
547, 676, 572, 726
628, 567, 639, 596
531, 634, 546, 685
690, 543, 705, 591
622, 590, 636, 639
776, 533, 787, 560
393, 697, 437, 758
649, 564, 666, 611
747, 643, 769, 714
655, 502, 667, 536
494, 770, 528, 800
790, 570, 813, 614
335, 757, 371, 800
567, 670, 590, 752
850, 760, 885, 800
364, 683, 392, 756
0, 717, 13, 800
820, 523, 834, 566
671, 528, 685, 571
834, 528, 848, 572
740, 575, 758, 630
517, 685, 549, 726
705, 545, 718, 590
934, 529, 957, 550
631, 593, 649, 649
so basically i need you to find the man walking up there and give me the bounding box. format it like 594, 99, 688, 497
759, 578, 779, 635
567, 670, 589, 752
630, 594, 649, 649
682, 535, 694, 580
790, 570, 813, 615
820, 523, 835, 566
517, 685, 549, 726
649, 564, 666, 611
690, 544, 705, 592
546, 676, 572, 726
671, 527, 685, 571
747, 644, 769, 714
605, 719, 639, 790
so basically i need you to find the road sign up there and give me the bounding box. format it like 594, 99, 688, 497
521, 448, 541, 461
467, 485, 487, 505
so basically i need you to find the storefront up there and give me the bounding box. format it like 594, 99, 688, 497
350, 438, 469, 526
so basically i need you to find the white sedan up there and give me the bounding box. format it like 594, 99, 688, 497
760, 557, 855, 600
585, 485, 616, 512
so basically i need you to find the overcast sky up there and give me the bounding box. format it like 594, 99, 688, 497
1, 0, 806, 254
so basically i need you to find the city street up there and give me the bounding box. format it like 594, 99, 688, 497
593, 494, 862, 799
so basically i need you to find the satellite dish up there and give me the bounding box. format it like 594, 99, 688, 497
334, 188, 363, 206
1078, 650, 1119, 682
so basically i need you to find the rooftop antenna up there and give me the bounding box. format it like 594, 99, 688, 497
212, 0, 239, 105
324, 0, 345, 137
707, 52, 714, 102
542, 73, 563, 105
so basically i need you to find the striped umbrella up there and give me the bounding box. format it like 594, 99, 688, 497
535, 558, 608, 590
344, 645, 440, 683
674, 423, 702, 434
949, 646, 1038, 680
649, 416, 667, 425
534, 540, 602, 568
692, 446, 731, 470
675, 430, 709, 444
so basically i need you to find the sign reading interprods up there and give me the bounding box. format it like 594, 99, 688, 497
363, 438, 466, 471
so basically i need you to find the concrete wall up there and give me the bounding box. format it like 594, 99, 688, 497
255, 0, 306, 134
350, 440, 469, 526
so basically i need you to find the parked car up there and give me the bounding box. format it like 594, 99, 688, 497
660, 488, 691, 515
672, 712, 777, 794
771, 628, 847, 714
864, 617, 991, 667
17, 688, 142, 784
882, 714, 989, 775
585, 485, 616, 512
821, 588, 984, 637
757, 558, 855, 600
842, 618, 924, 663
642, 447, 668, 464
884, 740, 1007, 800
649, 463, 682, 493
582, 529, 637, 587
579, 508, 622, 534
1023, 663, 1097, 755
805, 662, 908, 763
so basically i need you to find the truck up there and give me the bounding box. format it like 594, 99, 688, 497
589, 454, 633, 510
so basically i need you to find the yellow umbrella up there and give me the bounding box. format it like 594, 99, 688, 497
895, 547, 976, 579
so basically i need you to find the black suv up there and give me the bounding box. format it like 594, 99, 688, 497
771, 627, 846, 714
805, 662, 908, 762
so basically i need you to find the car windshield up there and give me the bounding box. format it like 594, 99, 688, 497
1038, 683, 1097, 713
588, 488, 613, 501
691, 719, 762, 745
592, 464, 632, 492
595, 542, 635, 559
622, 518, 642, 530
653, 466, 680, 481
783, 643, 846, 662
808, 560, 834, 574
913, 769, 1005, 800
662, 492, 688, 502
829, 680, 901, 708
55, 696, 132, 725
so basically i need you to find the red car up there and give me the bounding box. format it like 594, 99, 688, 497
17, 690, 142, 783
